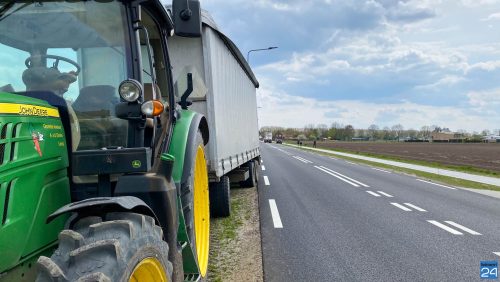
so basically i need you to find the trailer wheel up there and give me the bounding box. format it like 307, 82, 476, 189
240, 160, 257, 188
36, 212, 172, 282
209, 175, 231, 218
181, 132, 210, 278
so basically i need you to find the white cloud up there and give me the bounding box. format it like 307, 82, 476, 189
466, 60, 500, 73
467, 88, 500, 112
414, 75, 465, 90
461, 0, 500, 7
258, 31, 471, 84
482, 12, 500, 21
257, 81, 500, 131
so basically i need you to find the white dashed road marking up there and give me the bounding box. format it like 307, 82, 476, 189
416, 179, 456, 190
269, 199, 283, 228
319, 166, 370, 187
314, 166, 360, 187
372, 167, 391, 173
377, 191, 393, 197
293, 156, 313, 164
346, 161, 357, 165
444, 221, 481, 235
261, 165, 266, 171
403, 203, 427, 212
493, 252, 500, 257
366, 191, 381, 197
264, 176, 270, 186
390, 202, 412, 211
427, 220, 463, 235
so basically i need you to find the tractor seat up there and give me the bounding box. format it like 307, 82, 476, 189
72, 85, 118, 116
72, 85, 126, 150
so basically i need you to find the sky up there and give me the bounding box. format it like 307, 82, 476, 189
201, 0, 500, 133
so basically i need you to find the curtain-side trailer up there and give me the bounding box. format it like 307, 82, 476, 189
169, 9, 260, 217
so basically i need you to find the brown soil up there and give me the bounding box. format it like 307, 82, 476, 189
207, 186, 263, 282
302, 141, 500, 173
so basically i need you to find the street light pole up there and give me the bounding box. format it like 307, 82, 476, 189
246, 46, 278, 63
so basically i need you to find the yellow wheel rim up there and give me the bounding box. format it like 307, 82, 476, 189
193, 145, 210, 277
129, 257, 168, 282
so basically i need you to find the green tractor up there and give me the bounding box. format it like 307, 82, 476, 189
0, 0, 212, 281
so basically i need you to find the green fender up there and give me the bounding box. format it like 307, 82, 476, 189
168, 109, 208, 185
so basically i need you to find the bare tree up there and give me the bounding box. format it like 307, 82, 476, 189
391, 124, 404, 141
420, 126, 431, 140
368, 124, 379, 140
344, 125, 355, 141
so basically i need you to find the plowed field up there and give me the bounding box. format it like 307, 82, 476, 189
306, 141, 500, 173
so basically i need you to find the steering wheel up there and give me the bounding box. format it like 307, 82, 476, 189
25, 54, 81, 76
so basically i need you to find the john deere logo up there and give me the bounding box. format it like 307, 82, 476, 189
132, 160, 141, 168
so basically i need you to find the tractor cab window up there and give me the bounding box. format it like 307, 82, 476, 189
138, 7, 171, 148
139, 9, 169, 103
0, 1, 130, 151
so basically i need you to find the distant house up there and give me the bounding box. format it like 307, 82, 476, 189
431, 132, 467, 142
482, 135, 500, 143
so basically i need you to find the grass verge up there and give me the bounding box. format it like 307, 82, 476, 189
288, 144, 500, 192
207, 186, 261, 282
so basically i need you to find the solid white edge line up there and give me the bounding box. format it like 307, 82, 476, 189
444, 221, 481, 235
264, 176, 270, 186
366, 191, 381, 197
314, 166, 360, 187
390, 202, 412, 211
372, 167, 391, 173
261, 165, 266, 171
403, 203, 427, 212
269, 199, 283, 228
416, 179, 456, 190
319, 166, 370, 187
493, 252, 500, 257
377, 191, 393, 197
427, 220, 463, 235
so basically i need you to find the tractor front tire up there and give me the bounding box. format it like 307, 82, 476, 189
181, 131, 210, 279
36, 212, 172, 282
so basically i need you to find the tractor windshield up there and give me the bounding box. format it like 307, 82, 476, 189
0, 1, 130, 150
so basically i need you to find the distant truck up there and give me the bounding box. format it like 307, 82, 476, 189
264, 132, 273, 143
169, 9, 261, 217
275, 134, 283, 144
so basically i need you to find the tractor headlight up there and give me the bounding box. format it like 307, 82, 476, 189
119, 79, 142, 102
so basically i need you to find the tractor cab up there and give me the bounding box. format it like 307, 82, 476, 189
0, 0, 179, 195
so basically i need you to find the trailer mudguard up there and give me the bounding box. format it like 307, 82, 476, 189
169, 109, 208, 185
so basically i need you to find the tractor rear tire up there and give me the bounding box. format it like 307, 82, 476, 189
240, 160, 258, 188
36, 212, 172, 282
209, 175, 231, 218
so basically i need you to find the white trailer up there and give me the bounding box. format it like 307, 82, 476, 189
168, 9, 260, 217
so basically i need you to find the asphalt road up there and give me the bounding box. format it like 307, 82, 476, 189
258, 142, 500, 282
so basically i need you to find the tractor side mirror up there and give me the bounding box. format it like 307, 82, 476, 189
171, 0, 201, 37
